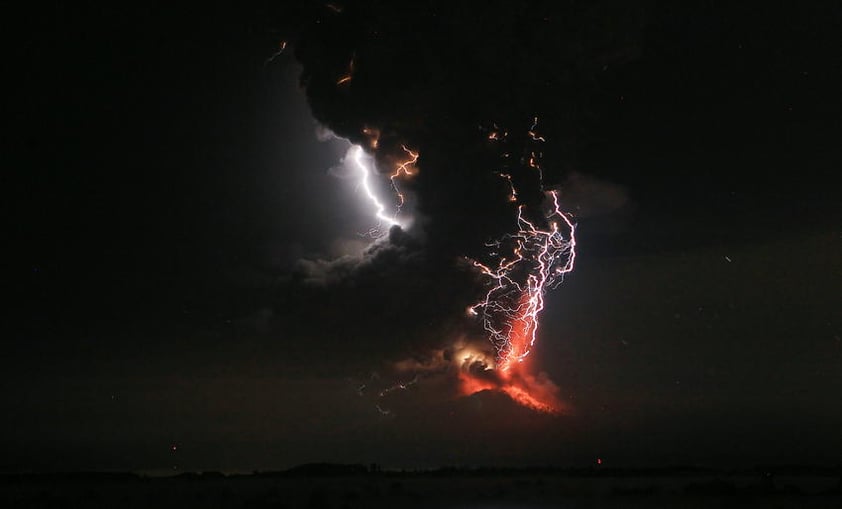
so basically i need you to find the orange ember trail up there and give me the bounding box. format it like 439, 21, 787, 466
500, 384, 559, 415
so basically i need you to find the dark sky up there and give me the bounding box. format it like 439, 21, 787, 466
5, 1, 841, 472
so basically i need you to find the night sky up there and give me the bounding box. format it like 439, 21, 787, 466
7, 1, 842, 473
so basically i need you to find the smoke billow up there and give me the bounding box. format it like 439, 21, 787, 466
278, 0, 648, 410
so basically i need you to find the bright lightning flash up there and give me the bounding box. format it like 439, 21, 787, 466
348, 142, 418, 237
462, 120, 577, 414
469, 192, 576, 370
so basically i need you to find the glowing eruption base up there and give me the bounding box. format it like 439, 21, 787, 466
459, 120, 577, 415
460, 193, 576, 414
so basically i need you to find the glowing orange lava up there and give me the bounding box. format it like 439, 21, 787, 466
457, 359, 564, 415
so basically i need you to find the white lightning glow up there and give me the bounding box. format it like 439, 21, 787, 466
350, 145, 402, 235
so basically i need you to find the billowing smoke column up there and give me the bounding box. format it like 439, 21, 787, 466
295, 48, 575, 415
342, 117, 575, 414
288, 1, 644, 415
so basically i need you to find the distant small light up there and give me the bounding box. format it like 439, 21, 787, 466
597, 457, 603, 465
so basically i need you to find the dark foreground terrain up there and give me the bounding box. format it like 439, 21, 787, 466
3, 466, 842, 508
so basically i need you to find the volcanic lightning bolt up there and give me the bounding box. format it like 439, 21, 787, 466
389, 145, 419, 215
351, 145, 400, 234
349, 142, 418, 237
462, 119, 577, 414
469, 192, 576, 370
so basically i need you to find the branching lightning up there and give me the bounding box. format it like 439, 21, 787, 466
463, 118, 577, 414
468, 192, 576, 370
351, 145, 400, 235
389, 145, 419, 215
349, 142, 418, 238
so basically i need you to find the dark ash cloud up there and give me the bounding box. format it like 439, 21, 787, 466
259, 1, 652, 405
